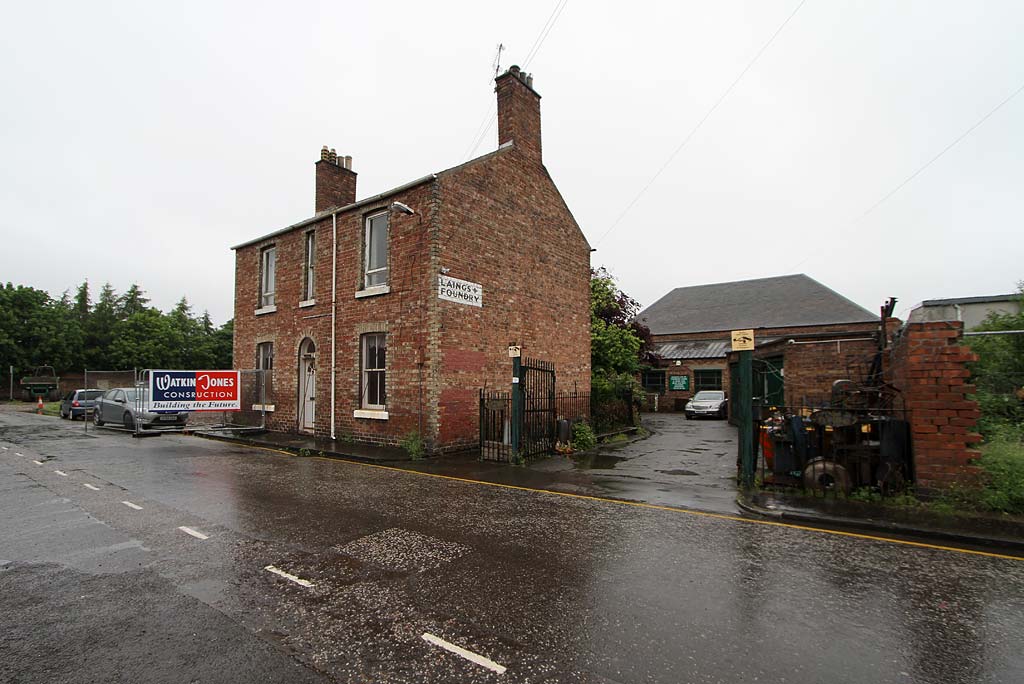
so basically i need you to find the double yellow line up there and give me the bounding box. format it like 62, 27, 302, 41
253, 445, 1022, 562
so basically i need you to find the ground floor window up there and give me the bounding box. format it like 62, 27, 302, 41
360, 333, 387, 409
641, 370, 666, 393
257, 342, 274, 401
693, 368, 722, 392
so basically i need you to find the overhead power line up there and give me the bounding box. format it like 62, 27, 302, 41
594, 0, 807, 247
858, 79, 1024, 220
463, 0, 570, 160
790, 77, 1024, 271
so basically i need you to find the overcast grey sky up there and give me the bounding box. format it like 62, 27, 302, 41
1, 1, 1021, 325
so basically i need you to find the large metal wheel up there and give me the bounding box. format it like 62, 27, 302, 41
802, 459, 852, 494
123, 412, 135, 431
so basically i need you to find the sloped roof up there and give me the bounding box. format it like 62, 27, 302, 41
652, 340, 732, 360
921, 294, 1018, 306
232, 143, 515, 251
639, 274, 876, 335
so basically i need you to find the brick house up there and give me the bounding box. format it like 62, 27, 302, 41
637, 274, 880, 410
231, 66, 591, 452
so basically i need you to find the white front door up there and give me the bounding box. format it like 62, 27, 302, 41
299, 340, 316, 431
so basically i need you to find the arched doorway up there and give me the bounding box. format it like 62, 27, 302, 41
298, 338, 316, 432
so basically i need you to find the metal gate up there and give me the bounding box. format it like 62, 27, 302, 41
479, 357, 556, 462
520, 357, 556, 458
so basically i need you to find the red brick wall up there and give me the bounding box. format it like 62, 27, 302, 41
886, 321, 982, 490
431, 146, 591, 450
653, 361, 728, 410
233, 180, 436, 446
234, 149, 590, 452
775, 337, 878, 406
315, 158, 356, 212
495, 67, 541, 162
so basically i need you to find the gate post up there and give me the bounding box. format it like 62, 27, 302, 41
737, 349, 754, 487
510, 355, 522, 458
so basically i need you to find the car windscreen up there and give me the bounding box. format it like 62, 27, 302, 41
694, 391, 725, 400
82, 390, 104, 400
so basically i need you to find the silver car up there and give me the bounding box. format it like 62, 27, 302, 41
93, 387, 190, 430
684, 390, 728, 419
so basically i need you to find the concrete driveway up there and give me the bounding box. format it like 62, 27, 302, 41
552, 411, 740, 513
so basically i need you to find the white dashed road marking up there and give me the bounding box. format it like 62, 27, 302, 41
178, 526, 209, 540
122, 501, 143, 510
2, 446, 8, 450
33, 460, 44, 466
83, 483, 100, 491
421, 633, 507, 674
264, 565, 314, 588
54, 470, 68, 477
14, 452, 22, 456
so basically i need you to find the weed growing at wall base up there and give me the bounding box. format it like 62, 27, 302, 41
400, 432, 425, 460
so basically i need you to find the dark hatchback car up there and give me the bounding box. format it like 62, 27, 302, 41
60, 389, 104, 420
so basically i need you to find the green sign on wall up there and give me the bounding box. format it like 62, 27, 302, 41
669, 375, 690, 391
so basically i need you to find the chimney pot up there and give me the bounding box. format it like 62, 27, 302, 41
329, 148, 338, 164
320, 145, 329, 161
344, 155, 352, 170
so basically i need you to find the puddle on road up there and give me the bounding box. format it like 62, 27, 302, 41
570, 453, 625, 470
656, 469, 700, 476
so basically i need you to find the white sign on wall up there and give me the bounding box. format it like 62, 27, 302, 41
438, 275, 483, 308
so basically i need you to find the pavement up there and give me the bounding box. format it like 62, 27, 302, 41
2, 406, 1024, 683
201, 412, 1024, 553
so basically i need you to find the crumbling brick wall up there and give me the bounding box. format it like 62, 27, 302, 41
887, 321, 982, 491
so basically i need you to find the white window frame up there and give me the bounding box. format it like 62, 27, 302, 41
259, 246, 276, 308
302, 231, 316, 302
360, 332, 386, 410
363, 212, 389, 289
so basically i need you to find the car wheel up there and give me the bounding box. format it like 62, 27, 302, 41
123, 412, 135, 431
94, 410, 104, 426
60, 409, 68, 419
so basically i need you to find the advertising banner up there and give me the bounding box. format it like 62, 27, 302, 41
149, 370, 241, 412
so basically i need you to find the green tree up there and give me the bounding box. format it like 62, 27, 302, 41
118, 283, 150, 319
590, 268, 653, 380
965, 283, 1024, 435
84, 283, 119, 369
210, 318, 234, 369
108, 309, 183, 370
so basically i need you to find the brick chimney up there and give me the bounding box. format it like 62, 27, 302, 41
495, 65, 541, 162
315, 146, 356, 212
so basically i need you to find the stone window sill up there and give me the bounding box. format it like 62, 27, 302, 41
252, 404, 275, 412
254, 305, 277, 316
299, 299, 316, 308
353, 409, 388, 420
354, 285, 390, 299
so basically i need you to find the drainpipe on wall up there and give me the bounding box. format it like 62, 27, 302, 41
330, 213, 337, 440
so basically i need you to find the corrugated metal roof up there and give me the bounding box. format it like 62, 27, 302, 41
652, 340, 731, 359
921, 294, 1018, 306
638, 274, 876, 335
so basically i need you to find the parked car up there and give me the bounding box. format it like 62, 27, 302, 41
684, 390, 728, 419
93, 387, 190, 430
60, 389, 104, 420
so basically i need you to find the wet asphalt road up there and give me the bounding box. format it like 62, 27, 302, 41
1, 408, 1023, 683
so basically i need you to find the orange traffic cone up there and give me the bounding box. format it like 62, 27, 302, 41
36, 396, 44, 414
